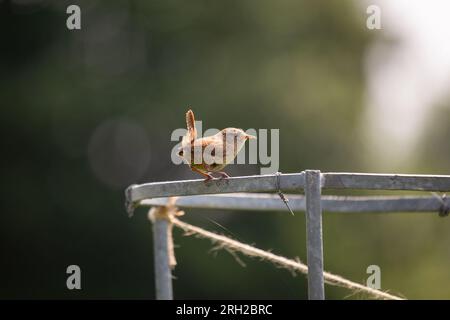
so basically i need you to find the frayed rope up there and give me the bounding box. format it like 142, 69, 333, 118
171, 217, 404, 300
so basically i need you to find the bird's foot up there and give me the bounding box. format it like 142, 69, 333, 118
203, 173, 215, 183
217, 172, 230, 179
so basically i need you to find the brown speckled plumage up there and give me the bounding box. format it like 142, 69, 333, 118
178, 109, 256, 181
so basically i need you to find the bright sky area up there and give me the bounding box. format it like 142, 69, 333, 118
362, 0, 450, 169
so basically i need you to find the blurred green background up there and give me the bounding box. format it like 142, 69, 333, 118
1, 0, 449, 299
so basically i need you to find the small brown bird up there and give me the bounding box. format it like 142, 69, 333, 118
177, 109, 256, 181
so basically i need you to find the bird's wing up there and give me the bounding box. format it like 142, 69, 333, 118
192, 135, 226, 165
186, 109, 197, 143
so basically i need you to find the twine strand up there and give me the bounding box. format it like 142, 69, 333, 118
171, 217, 404, 300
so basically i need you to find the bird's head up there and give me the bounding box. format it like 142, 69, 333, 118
221, 128, 257, 143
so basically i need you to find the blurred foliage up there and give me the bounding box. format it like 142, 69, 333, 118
0, 0, 449, 299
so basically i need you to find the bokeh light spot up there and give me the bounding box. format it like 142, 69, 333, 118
88, 119, 151, 189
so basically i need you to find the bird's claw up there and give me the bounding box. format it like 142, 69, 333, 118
217, 172, 230, 179
203, 174, 215, 183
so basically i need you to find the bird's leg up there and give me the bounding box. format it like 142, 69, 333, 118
203, 174, 214, 182
217, 171, 230, 179
191, 166, 215, 182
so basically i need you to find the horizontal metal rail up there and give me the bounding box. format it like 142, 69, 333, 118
126, 172, 450, 215
125, 173, 305, 215
139, 193, 450, 213
127, 172, 305, 202
322, 172, 450, 191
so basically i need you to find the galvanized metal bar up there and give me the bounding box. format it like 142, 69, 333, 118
305, 170, 325, 300
139, 194, 450, 213
152, 218, 173, 300
322, 172, 450, 191
126, 173, 450, 211
126, 172, 305, 204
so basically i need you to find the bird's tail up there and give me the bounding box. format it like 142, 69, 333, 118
186, 108, 197, 143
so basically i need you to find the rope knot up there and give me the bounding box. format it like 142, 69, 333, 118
148, 197, 184, 223
148, 197, 184, 270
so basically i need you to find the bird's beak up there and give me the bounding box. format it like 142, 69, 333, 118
246, 134, 257, 140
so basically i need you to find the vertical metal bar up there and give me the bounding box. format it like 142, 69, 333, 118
152, 218, 173, 300
305, 170, 325, 300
